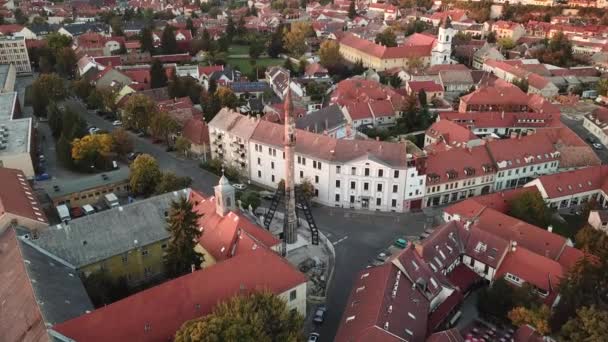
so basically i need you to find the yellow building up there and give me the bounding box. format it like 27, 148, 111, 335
30, 189, 191, 286
339, 33, 432, 71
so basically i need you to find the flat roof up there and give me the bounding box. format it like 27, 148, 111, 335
0, 91, 17, 120
42, 167, 130, 199
0, 117, 31, 155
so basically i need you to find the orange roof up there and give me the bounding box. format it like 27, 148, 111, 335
496, 246, 563, 291
340, 33, 432, 59
0, 168, 48, 225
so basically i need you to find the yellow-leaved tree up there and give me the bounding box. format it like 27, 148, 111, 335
71, 134, 113, 161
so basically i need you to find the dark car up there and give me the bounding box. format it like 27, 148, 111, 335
313, 306, 327, 324
35, 173, 50, 181
70, 207, 85, 218
127, 152, 142, 161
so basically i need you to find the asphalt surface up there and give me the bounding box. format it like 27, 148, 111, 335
560, 115, 608, 164
55, 97, 437, 341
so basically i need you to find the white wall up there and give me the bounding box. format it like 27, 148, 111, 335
279, 282, 307, 316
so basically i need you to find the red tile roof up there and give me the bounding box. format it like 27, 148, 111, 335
334, 263, 429, 342
447, 264, 482, 293
0, 24, 25, 34
444, 187, 539, 218
424, 146, 495, 184
190, 190, 280, 262
495, 246, 563, 292
486, 133, 559, 170
428, 290, 463, 332
340, 33, 432, 60
462, 225, 510, 269
0, 168, 48, 225
408, 80, 444, 93
426, 120, 476, 147
473, 208, 567, 260
460, 85, 530, 108
528, 165, 608, 199
52, 247, 306, 342
426, 328, 465, 342
181, 117, 209, 145
92, 56, 122, 67
0, 228, 50, 342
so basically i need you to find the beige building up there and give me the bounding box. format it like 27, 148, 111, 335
0, 117, 35, 178
339, 33, 432, 71
0, 36, 31, 73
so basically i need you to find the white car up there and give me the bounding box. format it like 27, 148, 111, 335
112, 120, 122, 126
308, 333, 320, 342
88, 127, 100, 134
233, 183, 247, 190
593, 143, 604, 150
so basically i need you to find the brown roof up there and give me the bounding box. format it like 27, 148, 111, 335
340, 33, 432, 59
251, 119, 409, 167
182, 116, 209, 145
0, 228, 50, 342
0, 168, 48, 226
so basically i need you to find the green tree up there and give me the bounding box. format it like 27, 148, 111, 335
226, 16, 236, 39
498, 37, 516, 50
319, 40, 342, 69
110, 16, 124, 36
596, 78, 608, 96
86, 89, 104, 109
239, 190, 261, 210
31, 73, 66, 117
352, 59, 365, 75
122, 93, 158, 130
375, 28, 397, 47
487, 31, 497, 44
129, 153, 162, 196
140, 27, 155, 52
164, 196, 203, 278
513, 78, 529, 93
390, 74, 402, 88
174, 136, 191, 157
150, 59, 168, 89
46, 32, 72, 51
71, 78, 93, 99
56, 133, 74, 168
174, 292, 304, 342
168, 75, 203, 104
56, 47, 77, 78
155, 172, 192, 195
149, 111, 179, 143
249, 40, 265, 59
268, 24, 285, 58
82, 270, 130, 308
509, 305, 551, 336
283, 22, 312, 57
161, 25, 178, 54
47, 102, 63, 138
348, 0, 356, 19
508, 191, 552, 228
186, 17, 197, 36
575, 225, 608, 259
14, 8, 27, 25
200, 28, 212, 51
418, 89, 427, 106
215, 87, 238, 109
111, 128, 134, 156
560, 306, 608, 342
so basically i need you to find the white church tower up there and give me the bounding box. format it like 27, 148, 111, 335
214, 173, 235, 217
432, 17, 455, 65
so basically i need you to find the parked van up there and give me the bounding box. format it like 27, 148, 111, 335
56, 204, 71, 223
82, 204, 96, 215
104, 193, 120, 208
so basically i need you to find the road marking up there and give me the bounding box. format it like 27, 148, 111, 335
333, 236, 348, 246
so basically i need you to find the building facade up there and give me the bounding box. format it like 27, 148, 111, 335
0, 36, 31, 73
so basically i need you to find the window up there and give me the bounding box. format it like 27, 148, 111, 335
258, 170, 262, 178
394, 170, 399, 178
271, 162, 275, 169
365, 168, 370, 176
317, 161, 322, 170
377, 184, 382, 192
272, 175, 275, 182
351, 167, 356, 175
300, 171, 304, 178
378, 169, 384, 177
289, 289, 297, 301
315, 175, 319, 183
350, 181, 356, 189
257, 157, 261, 165
392, 199, 397, 207
350, 195, 355, 203
121, 254, 128, 264
392, 184, 398, 193
364, 182, 369, 191
301, 157, 306, 165
314, 188, 318, 197
376, 198, 381, 205
313, 160, 317, 168
336, 165, 341, 174
335, 194, 340, 202
336, 180, 341, 188
142, 249, 149, 257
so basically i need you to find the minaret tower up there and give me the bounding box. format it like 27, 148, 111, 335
284, 81, 298, 244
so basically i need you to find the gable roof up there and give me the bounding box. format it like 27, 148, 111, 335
528, 165, 608, 199
32, 189, 191, 268
340, 33, 432, 60
296, 104, 346, 133
181, 116, 209, 145
0, 168, 48, 226
52, 247, 306, 342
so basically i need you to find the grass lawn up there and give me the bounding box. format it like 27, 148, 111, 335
228, 44, 250, 56
226, 57, 284, 75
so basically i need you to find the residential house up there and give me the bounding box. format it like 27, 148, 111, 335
583, 107, 608, 146
491, 21, 526, 42
472, 45, 504, 70
181, 116, 210, 158
30, 189, 192, 286
587, 209, 608, 232
406, 80, 444, 100
424, 120, 477, 148
295, 104, 349, 139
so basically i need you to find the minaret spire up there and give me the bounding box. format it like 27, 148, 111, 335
283, 78, 297, 244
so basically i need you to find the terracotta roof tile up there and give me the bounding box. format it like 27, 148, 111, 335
0, 168, 48, 225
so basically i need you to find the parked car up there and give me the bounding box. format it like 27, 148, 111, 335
35, 173, 50, 181
112, 120, 122, 126
127, 152, 142, 161
38, 154, 45, 162
394, 238, 407, 248
307, 332, 320, 342
70, 207, 85, 218
89, 127, 100, 134
313, 306, 327, 324
593, 143, 604, 150
586, 136, 596, 143
259, 190, 274, 200
233, 183, 247, 190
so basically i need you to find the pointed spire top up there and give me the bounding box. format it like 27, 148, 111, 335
284, 77, 293, 116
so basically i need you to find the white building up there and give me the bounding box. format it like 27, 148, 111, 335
0, 118, 34, 178
209, 109, 425, 212
431, 18, 456, 65
583, 108, 608, 147
0, 36, 31, 73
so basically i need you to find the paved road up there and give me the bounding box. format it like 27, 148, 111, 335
311, 207, 435, 340
62, 99, 219, 194
60, 97, 437, 340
